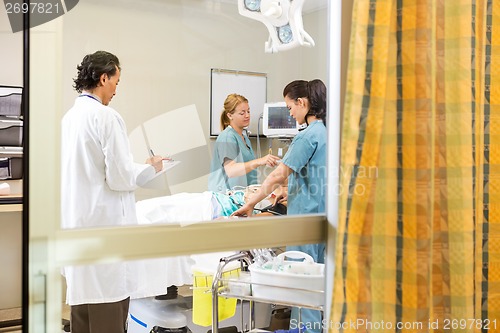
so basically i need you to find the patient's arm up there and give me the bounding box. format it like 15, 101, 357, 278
231, 163, 291, 217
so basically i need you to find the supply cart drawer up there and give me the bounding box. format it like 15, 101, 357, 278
0, 86, 22, 116
0, 117, 23, 146
0, 147, 22, 180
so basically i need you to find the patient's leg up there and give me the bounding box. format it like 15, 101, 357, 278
136, 191, 215, 225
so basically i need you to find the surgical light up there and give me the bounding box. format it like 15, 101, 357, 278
244, 0, 261, 11
238, 0, 315, 53
278, 24, 293, 44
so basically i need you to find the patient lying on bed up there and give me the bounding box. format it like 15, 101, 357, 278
136, 186, 277, 226
131, 186, 284, 299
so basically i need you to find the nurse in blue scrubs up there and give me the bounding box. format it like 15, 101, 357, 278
209, 93, 280, 193
232, 79, 327, 333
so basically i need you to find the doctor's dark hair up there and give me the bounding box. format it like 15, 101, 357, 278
220, 93, 249, 130
73, 51, 121, 93
283, 79, 327, 124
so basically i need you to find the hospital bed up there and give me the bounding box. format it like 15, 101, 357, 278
131, 188, 281, 300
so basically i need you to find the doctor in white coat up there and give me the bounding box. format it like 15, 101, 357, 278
61, 50, 163, 333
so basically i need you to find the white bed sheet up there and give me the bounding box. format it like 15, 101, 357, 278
132, 193, 234, 299
136, 191, 215, 226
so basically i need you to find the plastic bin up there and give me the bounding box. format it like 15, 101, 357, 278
0, 147, 22, 180
249, 251, 324, 306
128, 297, 189, 333
192, 263, 241, 327
0, 87, 22, 116
0, 117, 23, 146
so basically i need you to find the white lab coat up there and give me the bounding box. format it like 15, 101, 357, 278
61, 95, 156, 305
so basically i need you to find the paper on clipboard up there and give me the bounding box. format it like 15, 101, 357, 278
154, 160, 181, 178
140, 160, 181, 189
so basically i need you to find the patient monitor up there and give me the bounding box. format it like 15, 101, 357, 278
262, 102, 298, 137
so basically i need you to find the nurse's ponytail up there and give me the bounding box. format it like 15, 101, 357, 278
307, 79, 327, 124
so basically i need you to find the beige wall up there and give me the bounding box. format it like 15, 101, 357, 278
0, 210, 22, 309
0, 13, 22, 86
0, 12, 23, 310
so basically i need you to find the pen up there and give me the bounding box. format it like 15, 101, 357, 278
149, 149, 155, 157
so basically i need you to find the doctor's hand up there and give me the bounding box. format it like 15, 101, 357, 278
256, 154, 281, 167
231, 202, 255, 218
146, 155, 163, 173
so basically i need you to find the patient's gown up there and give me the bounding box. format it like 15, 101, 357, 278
212, 191, 245, 217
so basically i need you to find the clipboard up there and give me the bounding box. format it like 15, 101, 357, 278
140, 160, 181, 190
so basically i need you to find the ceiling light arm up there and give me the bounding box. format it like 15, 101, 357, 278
238, 0, 316, 53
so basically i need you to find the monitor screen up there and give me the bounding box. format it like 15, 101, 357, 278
262, 102, 298, 137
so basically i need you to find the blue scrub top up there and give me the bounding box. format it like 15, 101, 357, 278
281, 120, 327, 333
281, 120, 327, 215
208, 126, 258, 193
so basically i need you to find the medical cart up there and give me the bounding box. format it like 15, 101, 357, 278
208, 251, 324, 333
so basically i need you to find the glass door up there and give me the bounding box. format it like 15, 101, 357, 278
26, 1, 337, 331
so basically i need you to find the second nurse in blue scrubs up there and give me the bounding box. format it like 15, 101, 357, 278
231, 79, 327, 227
231, 79, 327, 333
209, 93, 280, 193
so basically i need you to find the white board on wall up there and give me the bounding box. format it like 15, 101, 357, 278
210, 68, 267, 137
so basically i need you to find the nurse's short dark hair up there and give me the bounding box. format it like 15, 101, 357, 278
73, 51, 121, 93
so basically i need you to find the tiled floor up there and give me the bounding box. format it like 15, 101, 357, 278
0, 308, 21, 333
0, 286, 190, 332
0, 275, 64, 332
0, 304, 70, 333
0, 299, 274, 333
